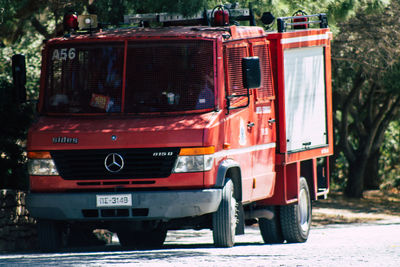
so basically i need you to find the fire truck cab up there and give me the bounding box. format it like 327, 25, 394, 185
23, 5, 333, 250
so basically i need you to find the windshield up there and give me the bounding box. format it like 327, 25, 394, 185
44, 40, 215, 114
45, 43, 124, 113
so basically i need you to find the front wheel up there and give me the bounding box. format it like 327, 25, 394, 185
280, 177, 312, 243
212, 179, 237, 248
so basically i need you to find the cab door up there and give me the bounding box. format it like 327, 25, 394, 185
223, 42, 255, 202
250, 40, 277, 201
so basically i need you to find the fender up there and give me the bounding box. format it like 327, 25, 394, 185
215, 159, 243, 202
215, 159, 241, 188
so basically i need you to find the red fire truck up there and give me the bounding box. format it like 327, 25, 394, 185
20, 5, 333, 250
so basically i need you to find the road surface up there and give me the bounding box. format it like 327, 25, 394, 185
0, 217, 399, 266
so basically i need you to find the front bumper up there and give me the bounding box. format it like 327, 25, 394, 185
26, 189, 222, 221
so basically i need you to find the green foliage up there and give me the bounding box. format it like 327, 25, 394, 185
0, 79, 34, 190
383, 61, 400, 94
330, 151, 349, 191
128, 0, 209, 16
0, 36, 42, 99
331, 0, 400, 197
0, 0, 27, 44
379, 121, 400, 190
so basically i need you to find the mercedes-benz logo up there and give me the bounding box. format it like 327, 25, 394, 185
104, 153, 124, 173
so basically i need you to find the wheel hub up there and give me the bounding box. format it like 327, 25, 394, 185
298, 188, 310, 232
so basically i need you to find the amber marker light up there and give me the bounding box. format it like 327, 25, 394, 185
179, 146, 215, 156
27, 151, 52, 159
223, 143, 231, 149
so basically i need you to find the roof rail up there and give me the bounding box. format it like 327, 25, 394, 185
124, 5, 255, 26
277, 13, 328, 32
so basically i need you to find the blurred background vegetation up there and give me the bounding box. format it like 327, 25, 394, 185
1, 0, 400, 198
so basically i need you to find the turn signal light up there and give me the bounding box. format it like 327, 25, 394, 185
179, 146, 215, 156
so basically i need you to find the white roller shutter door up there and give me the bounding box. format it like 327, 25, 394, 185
283, 46, 327, 152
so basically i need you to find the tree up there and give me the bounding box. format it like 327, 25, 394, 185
332, 1, 400, 198
0, 80, 34, 189
0, 0, 391, 192
379, 121, 400, 190
0, 0, 209, 45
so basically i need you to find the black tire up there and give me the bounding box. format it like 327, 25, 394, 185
117, 229, 167, 249
280, 177, 312, 243
212, 179, 237, 248
37, 220, 65, 252
259, 206, 284, 244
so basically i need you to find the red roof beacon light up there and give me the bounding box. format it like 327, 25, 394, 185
292, 10, 308, 30
212, 5, 229, 26
64, 12, 79, 32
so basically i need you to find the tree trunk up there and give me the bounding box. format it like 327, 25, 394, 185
345, 157, 367, 198
364, 150, 381, 190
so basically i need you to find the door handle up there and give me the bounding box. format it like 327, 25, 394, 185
268, 118, 276, 125
247, 122, 255, 128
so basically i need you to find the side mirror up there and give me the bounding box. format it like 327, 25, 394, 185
12, 54, 27, 103
226, 57, 261, 113
242, 56, 261, 89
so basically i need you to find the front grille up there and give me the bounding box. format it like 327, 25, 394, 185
51, 148, 180, 180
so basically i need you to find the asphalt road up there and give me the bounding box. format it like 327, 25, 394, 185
1, 217, 399, 267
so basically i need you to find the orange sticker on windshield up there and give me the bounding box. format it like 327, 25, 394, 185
90, 93, 110, 110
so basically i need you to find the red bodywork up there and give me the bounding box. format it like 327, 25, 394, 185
263, 29, 333, 204
28, 25, 332, 206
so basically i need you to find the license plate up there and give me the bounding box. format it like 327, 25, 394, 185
96, 194, 132, 207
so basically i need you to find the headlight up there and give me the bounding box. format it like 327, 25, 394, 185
27, 152, 59, 176
173, 154, 214, 173
28, 159, 59, 176
173, 146, 215, 173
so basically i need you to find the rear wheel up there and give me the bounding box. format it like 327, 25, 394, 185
259, 206, 284, 244
117, 229, 167, 249
212, 179, 237, 248
280, 177, 312, 243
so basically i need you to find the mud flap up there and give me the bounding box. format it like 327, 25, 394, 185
235, 202, 245, 235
